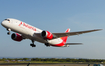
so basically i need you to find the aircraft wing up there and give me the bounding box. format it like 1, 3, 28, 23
52, 29, 102, 38
34, 29, 102, 39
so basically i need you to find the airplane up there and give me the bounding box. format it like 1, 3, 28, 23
1, 18, 102, 47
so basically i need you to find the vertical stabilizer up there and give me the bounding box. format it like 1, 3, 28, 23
61, 28, 70, 43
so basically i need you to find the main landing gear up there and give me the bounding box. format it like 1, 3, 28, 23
45, 43, 50, 47
7, 28, 11, 35
30, 40, 36, 47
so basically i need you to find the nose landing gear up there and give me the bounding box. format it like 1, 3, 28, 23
7, 32, 10, 35
7, 28, 11, 35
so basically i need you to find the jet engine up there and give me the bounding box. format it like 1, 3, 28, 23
41, 31, 53, 40
11, 33, 23, 41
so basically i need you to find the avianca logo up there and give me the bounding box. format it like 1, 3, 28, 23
19, 22, 36, 31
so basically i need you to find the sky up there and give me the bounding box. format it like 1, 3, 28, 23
0, 0, 105, 59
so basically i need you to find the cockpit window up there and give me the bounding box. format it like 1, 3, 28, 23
4, 19, 10, 21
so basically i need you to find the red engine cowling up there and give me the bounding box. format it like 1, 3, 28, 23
41, 31, 53, 40
11, 33, 23, 41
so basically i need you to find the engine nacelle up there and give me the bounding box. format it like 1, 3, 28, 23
41, 31, 53, 40
11, 33, 23, 41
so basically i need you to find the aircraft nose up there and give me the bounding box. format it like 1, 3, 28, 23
1, 21, 7, 27
1, 21, 5, 26
1, 19, 10, 28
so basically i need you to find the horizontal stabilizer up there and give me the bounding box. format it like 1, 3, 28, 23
65, 43, 82, 45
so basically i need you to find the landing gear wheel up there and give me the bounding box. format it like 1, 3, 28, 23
7, 28, 11, 35
7, 32, 10, 35
30, 40, 36, 47
30, 44, 36, 47
45, 43, 50, 47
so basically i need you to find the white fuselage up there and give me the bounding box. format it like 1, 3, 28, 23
1, 18, 101, 47
1, 18, 64, 46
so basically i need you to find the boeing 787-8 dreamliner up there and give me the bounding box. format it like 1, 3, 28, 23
1, 18, 102, 47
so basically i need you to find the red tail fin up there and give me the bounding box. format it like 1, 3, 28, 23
61, 28, 70, 43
